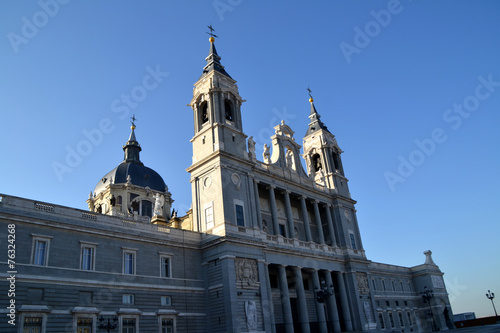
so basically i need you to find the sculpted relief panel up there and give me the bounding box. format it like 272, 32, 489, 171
235, 258, 259, 289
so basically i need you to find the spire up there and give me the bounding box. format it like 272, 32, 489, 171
201, 25, 231, 78
305, 90, 331, 136
123, 115, 143, 164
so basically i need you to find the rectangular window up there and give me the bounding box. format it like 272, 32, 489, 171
349, 233, 356, 249
122, 294, 134, 304
391, 280, 395, 291
389, 312, 395, 328
378, 313, 385, 329
123, 250, 136, 275
23, 316, 43, 333
77, 318, 93, 333
400, 281, 404, 292
382, 280, 387, 291
398, 312, 404, 327
160, 255, 171, 278
32, 238, 50, 266
407, 311, 413, 326
205, 204, 214, 230
235, 204, 245, 226
161, 318, 174, 333
122, 318, 136, 333
278, 224, 286, 237
395, 301, 399, 307
372, 279, 377, 291
81, 245, 96, 271
161, 296, 171, 306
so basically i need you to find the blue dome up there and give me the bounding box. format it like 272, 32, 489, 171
93, 124, 166, 195
94, 161, 166, 194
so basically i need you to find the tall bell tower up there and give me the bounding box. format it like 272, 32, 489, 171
188, 33, 246, 164
187, 31, 255, 235
302, 93, 364, 251
302, 94, 350, 197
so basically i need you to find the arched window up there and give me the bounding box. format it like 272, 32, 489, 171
200, 101, 208, 124
312, 153, 322, 172
332, 152, 340, 170
224, 99, 233, 121
116, 196, 122, 205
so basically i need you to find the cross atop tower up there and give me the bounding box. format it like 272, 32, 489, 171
206, 25, 218, 39
307, 87, 313, 99
131, 114, 137, 128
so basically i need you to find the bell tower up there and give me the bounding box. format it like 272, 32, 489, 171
187, 30, 256, 235
302, 94, 350, 197
188, 33, 246, 164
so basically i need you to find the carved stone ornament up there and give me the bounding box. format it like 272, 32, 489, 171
356, 272, 370, 295
431, 275, 445, 289
235, 258, 259, 289
231, 173, 241, 190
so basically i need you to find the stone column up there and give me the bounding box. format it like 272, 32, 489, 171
323, 271, 341, 332
268, 185, 280, 236
324, 204, 337, 247
311, 270, 328, 333
300, 196, 312, 242
336, 272, 353, 332
293, 267, 310, 333
284, 191, 295, 238
262, 262, 276, 333
313, 200, 325, 244
254, 180, 263, 229
278, 265, 294, 333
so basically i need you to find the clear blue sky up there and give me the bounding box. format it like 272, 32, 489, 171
1, 0, 499, 318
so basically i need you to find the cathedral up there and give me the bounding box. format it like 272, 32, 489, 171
0, 35, 455, 333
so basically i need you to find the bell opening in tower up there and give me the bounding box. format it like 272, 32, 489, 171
224, 99, 233, 121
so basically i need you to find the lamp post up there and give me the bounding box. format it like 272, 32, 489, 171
315, 278, 334, 333
98, 316, 118, 333
485, 290, 498, 321
420, 286, 437, 332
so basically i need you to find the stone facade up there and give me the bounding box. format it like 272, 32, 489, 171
0, 37, 455, 333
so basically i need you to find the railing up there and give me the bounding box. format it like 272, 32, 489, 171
34, 202, 54, 212
81, 212, 98, 221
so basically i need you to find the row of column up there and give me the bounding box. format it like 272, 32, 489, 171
255, 180, 338, 247
270, 265, 353, 333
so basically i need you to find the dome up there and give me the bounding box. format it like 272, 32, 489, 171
94, 161, 166, 195
93, 123, 167, 196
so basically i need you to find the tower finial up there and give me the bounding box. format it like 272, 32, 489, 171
307, 87, 314, 103
206, 25, 218, 43
130, 114, 137, 129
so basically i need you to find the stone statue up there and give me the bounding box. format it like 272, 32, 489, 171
263, 144, 271, 164
247, 136, 256, 162
126, 175, 132, 184
109, 195, 116, 207
363, 301, 374, 324
245, 300, 258, 331
153, 193, 164, 216
286, 149, 293, 169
